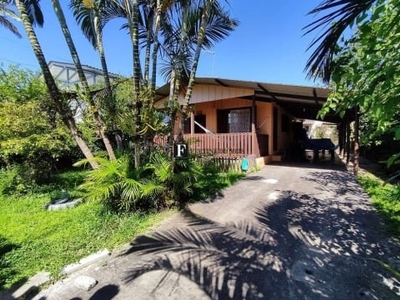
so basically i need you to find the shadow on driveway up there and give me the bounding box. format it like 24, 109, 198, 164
123, 186, 400, 299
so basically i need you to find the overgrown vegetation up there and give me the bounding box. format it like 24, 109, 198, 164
308, 0, 400, 177
0, 67, 77, 189
358, 174, 400, 236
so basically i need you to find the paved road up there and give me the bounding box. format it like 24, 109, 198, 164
33, 162, 400, 299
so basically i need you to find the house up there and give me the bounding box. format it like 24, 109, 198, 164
48, 61, 121, 122
155, 78, 341, 167
48, 61, 121, 89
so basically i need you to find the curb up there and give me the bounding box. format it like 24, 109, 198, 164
1, 249, 112, 300
62, 249, 111, 274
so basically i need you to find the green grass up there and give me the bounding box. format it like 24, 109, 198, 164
0, 169, 175, 290
358, 174, 400, 236
0, 167, 244, 291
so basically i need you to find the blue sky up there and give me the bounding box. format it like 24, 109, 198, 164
0, 1, 325, 87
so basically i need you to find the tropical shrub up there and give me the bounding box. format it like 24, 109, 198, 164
76, 148, 242, 212
0, 66, 77, 188
75, 155, 161, 212
147, 151, 203, 208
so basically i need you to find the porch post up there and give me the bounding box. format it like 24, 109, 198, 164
353, 105, 360, 175
190, 111, 195, 135
346, 111, 351, 164
251, 94, 259, 156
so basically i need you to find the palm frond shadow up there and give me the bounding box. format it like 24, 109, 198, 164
123, 191, 400, 299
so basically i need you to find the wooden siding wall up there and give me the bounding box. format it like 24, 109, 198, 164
190, 85, 253, 104
155, 84, 253, 108
254, 102, 272, 155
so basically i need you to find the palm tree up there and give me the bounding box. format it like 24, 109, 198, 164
50, 0, 116, 160
0, 0, 21, 37
70, 0, 113, 93
14, 0, 99, 169
142, 0, 175, 90
70, 0, 124, 150
304, 0, 376, 82
1, 0, 45, 37
170, 0, 238, 141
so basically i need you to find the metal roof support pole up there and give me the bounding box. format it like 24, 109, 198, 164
251, 94, 260, 157
338, 121, 345, 157
336, 120, 343, 156
353, 105, 360, 175
346, 112, 351, 164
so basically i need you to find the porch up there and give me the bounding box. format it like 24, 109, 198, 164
154, 132, 270, 170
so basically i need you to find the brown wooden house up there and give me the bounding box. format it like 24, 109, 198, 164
155, 78, 339, 167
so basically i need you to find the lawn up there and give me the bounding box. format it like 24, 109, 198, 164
0, 170, 175, 290
0, 168, 244, 290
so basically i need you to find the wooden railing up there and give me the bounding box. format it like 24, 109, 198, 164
184, 133, 253, 156
154, 133, 254, 157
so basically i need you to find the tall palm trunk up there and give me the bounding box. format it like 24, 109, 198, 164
150, 0, 162, 91
51, 0, 116, 160
15, 0, 99, 169
143, 10, 154, 85
177, 0, 215, 141
93, 11, 112, 93
124, 0, 142, 168
174, 1, 196, 142
92, 6, 123, 150
167, 69, 178, 148
183, 0, 212, 106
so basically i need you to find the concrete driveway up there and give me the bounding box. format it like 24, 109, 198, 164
32, 162, 400, 299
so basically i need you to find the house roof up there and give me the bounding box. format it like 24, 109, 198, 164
155, 77, 346, 123
48, 61, 121, 78
48, 61, 121, 89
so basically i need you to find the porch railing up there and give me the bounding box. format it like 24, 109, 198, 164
184, 133, 253, 157
154, 133, 253, 157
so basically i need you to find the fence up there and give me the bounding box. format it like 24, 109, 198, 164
154, 133, 256, 172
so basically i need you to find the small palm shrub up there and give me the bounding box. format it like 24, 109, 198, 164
76, 149, 243, 212
146, 151, 203, 208
75, 155, 164, 212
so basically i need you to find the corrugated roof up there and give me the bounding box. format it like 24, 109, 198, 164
48, 60, 121, 79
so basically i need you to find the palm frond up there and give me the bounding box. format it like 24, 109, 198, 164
82, 180, 121, 202
21, 0, 44, 27
304, 0, 376, 82
120, 178, 143, 201
186, 3, 239, 49
70, 0, 97, 47
140, 178, 164, 197
128, 227, 218, 255
1, 0, 23, 37
0, 16, 21, 37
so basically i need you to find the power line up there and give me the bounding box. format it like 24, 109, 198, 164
0, 57, 38, 68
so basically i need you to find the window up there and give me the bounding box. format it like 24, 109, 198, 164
229, 109, 251, 133
217, 108, 251, 133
